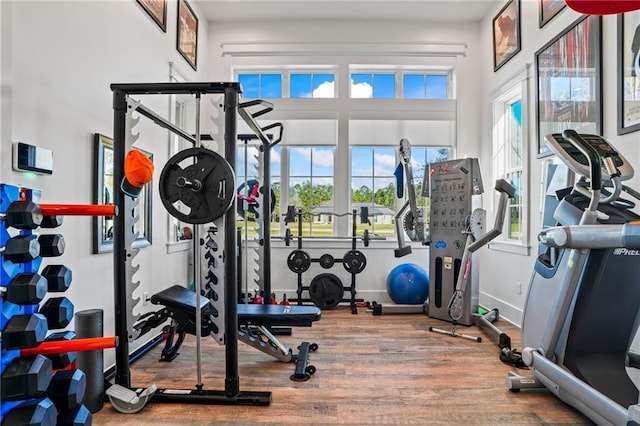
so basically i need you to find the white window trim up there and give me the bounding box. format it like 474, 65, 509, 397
488, 64, 532, 256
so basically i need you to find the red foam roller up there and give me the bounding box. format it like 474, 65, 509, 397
38, 204, 118, 217
20, 336, 117, 357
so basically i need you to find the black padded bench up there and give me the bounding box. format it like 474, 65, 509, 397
151, 285, 321, 328
150, 285, 321, 381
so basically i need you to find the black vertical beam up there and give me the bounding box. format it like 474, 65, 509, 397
112, 89, 130, 387
262, 145, 272, 303
223, 87, 240, 397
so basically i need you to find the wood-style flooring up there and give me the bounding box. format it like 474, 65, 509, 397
93, 307, 591, 425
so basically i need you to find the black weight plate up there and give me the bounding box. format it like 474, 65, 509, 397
286, 250, 311, 273
319, 254, 334, 269
343, 250, 367, 274
309, 273, 343, 309
159, 148, 235, 224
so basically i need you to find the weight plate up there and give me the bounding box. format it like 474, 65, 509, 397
159, 148, 235, 224
309, 273, 343, 309
286, 250, 311, 273
319, 254, 334, 269
343, 250, 367, 274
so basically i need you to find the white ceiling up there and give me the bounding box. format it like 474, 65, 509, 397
193, 0, 500, 24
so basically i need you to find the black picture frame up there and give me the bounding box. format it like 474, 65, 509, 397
535, 15, 602, 158
539, 0, 566, 28
93, 134, 153, 254
177, 0, 198, 71
493, 0, 521, 72
136, 0, 167, 32
617, 11, 640, 135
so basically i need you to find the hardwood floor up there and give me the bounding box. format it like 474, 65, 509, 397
93, 307, 591, 425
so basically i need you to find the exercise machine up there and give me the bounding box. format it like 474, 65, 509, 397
428, 178, 514, 339
507, 130, 640, 425
105, 83, 321, 412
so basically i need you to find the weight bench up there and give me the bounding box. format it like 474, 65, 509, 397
146, 285, 321, 381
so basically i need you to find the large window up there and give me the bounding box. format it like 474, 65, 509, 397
289, 147, 335, 235
491, 67, 530, 253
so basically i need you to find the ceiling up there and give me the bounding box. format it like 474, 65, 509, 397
193, 0, 500, 24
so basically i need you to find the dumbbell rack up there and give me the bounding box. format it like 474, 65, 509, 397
1, 183, 92, 425
286, 210, 366, 314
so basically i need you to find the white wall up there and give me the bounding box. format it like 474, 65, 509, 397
1, 0, 210, 368
479, 0, 640, 325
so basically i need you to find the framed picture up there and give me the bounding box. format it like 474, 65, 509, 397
93, 134, 153, 254
539, 0, 565, 28
535, 16, 602, 158
136, 0, 167, 32
177, 0, 198, 71
617, 11, 640, 135
493, 0, 521, 72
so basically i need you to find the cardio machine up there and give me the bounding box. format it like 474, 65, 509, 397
507, 129, 640, 425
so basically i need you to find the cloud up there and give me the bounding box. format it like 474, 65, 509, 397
374, 152, 397, 175
312, 81, 335, 98
351, 81, 373, 98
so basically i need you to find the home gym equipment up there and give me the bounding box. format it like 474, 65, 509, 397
286, 208, 367, 313
426, 157, 483, 326
107, 83, 320, 411
1, 183, 116, 424
394, 138, 428, 257
428, 178, 514, 340
506, 130, 640, 425
386, 263, 429, 305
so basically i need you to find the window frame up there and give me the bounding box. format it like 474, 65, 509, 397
489, 65, 531, 256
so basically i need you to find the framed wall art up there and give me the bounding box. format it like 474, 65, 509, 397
493, 0, 521, 72
535, 15, 602, 158
539, 0, 565, 28
617, 11, 640, 135
93, 134, 153, 254
177, 0, 198, 71
136, 0, 167, 32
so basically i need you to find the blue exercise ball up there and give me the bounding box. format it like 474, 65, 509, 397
386, 263, 429, 305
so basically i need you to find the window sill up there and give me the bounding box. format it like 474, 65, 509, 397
488, 241, 530, 256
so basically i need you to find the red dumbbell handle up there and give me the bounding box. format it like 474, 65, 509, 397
20, 336, 118, 357
38, 204, 118, 217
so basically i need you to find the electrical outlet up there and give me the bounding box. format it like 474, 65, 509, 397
143, 291, 150, 305
516, 282, 522, 295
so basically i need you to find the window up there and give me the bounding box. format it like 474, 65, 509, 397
350, 147, 396, 236
290, 73, 335, 98
491, 66, 530, 254
403, 74, 448, 99
289, 147, 335, 235
350, 73, 395, 98
350, 146, 450, 237
238, 73, 282, 99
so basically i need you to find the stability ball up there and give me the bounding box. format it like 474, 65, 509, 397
386, 263, 429, 305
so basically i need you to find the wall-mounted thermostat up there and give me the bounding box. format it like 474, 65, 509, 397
13, 142, 53, 175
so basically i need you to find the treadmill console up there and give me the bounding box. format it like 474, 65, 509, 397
545, 133, 634, 181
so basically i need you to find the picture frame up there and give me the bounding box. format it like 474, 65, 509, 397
93, 134, 153, 254
136, 0, 167, 32
539, 0, 566, 28
493, 0, 521, 72
535, 16, 602, 158
177, 0, 198, 71
617, 11, 640, 135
